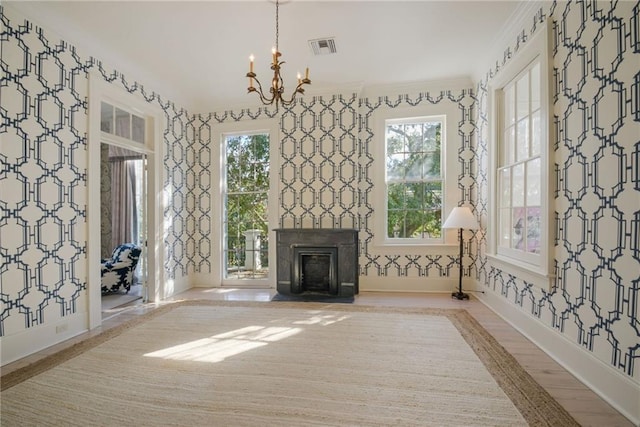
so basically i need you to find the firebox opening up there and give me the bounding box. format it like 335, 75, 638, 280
293, 246, 338, 295
301, 254, 332, 293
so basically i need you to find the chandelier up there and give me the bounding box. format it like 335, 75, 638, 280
246, 0, 311, 106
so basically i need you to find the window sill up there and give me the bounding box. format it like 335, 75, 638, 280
486, 254, 554, 291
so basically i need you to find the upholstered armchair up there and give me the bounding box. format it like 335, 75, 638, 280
101, 243, 142, 294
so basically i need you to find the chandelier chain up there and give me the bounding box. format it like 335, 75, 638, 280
275, 0, 279, 53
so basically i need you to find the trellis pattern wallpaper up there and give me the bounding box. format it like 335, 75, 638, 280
0, 10, 91, 337
0, 5, 200, 338
476, 0, 639, 380
1, 0, 638, 394
359, 91, 476, 278
200, 90, 475, 280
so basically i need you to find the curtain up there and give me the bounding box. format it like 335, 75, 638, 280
111, 159, 138, 249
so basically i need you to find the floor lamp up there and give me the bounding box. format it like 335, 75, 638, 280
442, 206, 479, 300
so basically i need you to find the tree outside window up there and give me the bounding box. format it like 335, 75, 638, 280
385, 118, 443, 240
224, 133, 270, 278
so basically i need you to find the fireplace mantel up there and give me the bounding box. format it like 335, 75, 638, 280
274, 228, 359, 297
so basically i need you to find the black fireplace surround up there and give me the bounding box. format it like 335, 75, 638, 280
275, 229, 358, 297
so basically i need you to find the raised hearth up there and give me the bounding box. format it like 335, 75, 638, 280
275, 229, 358, 297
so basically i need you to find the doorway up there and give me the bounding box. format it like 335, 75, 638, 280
88, 74, 164, 329
100, 142, 147, 310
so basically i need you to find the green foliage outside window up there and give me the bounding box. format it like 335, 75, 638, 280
385, 120, 443, 239
225, 134, 270, 272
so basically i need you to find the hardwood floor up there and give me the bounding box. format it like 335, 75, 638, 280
2, 289, 633, 426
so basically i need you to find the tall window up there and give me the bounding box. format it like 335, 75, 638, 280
491, 22, 550, 281
223, 132, 270, 280
498, 62, 542, 259
385, 116, 444, 241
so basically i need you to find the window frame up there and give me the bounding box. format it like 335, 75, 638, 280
221, 130, 271, 282
211, 119, 279, 289
488, 20, 553, 288
384, 115, 445, 244
372, 103, 460, 249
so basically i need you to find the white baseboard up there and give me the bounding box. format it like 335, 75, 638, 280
1, 312, 88, 367
162, 275, 192, 299
359, 276, 474, 293
476, 290, 640, 426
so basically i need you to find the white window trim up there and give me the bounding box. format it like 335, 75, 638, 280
488, 19, 554, 290
211, 119, 279, 289
372, 102, 461, 249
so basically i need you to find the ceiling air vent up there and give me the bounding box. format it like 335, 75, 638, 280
309, 38, 337, 56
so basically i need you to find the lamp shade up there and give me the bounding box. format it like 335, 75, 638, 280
442, 207, 479, 230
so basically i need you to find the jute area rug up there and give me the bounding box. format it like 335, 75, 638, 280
1, 301, 577, 426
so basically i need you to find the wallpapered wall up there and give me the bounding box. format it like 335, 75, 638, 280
198, 89, 475, 281
359, 92, 476, 278
0, 5, 200, 338
476, 0, 639, 381
1, 0, 638, 392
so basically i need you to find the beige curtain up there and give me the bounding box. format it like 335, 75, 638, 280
110, 159, 138, 249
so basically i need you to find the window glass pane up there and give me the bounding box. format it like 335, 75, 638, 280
499, 168, 511, 208
512, 163, 525, 206
423, 122, 440, 151
526, 158, 541, 205
100, 102, 113, 134
525, 206, 541, 254
386, 152, 406, 181
531, 62, 540, 112
499, 208, 511, 248
422, 153, 440, 179
512, 207, 525, 250
423, 182, 442, 238
404, 123, 424, 152
387, 182, 407, 237
516, 72, 529, 120
115, 108, 131, 139
386, 124, 406, 154
405, 153, 425, 180
530, 110, 541, 156
387, 182, 407, 209
502, 126, 515, 166
504, 86, 515, 126
132, 115, 145, 143
516, 118, 529, 161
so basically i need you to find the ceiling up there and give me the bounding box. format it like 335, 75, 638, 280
7, 1, 524, 112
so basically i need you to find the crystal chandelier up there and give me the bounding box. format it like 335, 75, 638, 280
246, 0, 311, 106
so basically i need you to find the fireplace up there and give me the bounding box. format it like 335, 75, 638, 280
275, 229, 358, 297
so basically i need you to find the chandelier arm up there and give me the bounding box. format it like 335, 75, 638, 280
282, 78, 311, 106
249, 74, 276, 105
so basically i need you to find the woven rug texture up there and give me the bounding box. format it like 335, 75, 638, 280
1, 301, 578, 426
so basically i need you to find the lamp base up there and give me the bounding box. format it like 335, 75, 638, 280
451, 291, 469, 300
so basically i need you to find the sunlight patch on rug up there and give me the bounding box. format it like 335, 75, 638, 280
144, 326, 302, 363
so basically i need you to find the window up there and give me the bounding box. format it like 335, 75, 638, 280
222, 132, 270, 280
498, 62, 542, 259
371, 94, 463, 249
101, 101, 146, 144
490, 21, 551, 284
385, 116, 443, 241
